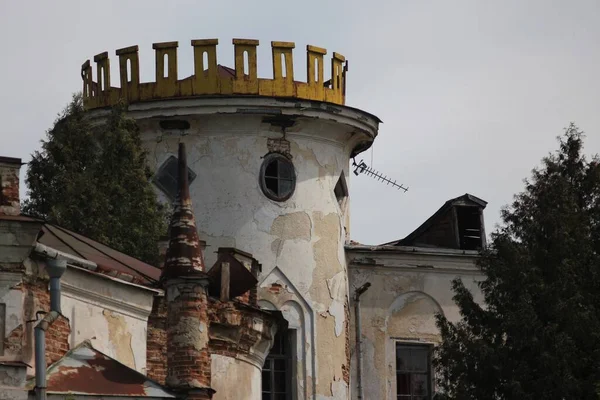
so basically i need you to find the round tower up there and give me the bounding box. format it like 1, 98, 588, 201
82, 38, 379, 400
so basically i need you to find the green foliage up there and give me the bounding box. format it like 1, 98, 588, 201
23, 94, 167, 266
435, 123, 600, 399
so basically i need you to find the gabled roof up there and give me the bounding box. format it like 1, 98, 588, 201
0, 214, 161, 285
37, 341, 174, 398
383, 193, 487, 247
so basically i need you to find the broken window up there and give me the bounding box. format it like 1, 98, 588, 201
333, 171, 348, 211
456, 206, 483, 250
153, 156, 197, 200
262, 329, 293, 400
396, 343, 432, 400
260, 153, 296, 202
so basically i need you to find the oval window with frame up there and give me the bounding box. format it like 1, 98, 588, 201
260, 153, 296, 202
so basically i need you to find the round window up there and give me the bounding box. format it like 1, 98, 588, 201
259, 153, 296, 201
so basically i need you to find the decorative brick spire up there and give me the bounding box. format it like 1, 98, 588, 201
161, 143, 213, 399
161, 143, 205, 281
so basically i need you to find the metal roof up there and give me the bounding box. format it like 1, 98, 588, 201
40, 341, 174, 398
0, 214, 161, 285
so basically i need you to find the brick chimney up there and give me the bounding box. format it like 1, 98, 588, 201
0, 157, 22, 216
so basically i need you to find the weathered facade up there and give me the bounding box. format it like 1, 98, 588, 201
155, 143, 283, 400
1, 147, 284, 400
347, 195, 487, 400
82, 39, 379, 400
0, 36, 491, 400
0, 158, 163, 400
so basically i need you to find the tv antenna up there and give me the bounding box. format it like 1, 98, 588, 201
352, 158, 408, 193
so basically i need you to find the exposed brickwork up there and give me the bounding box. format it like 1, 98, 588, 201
0, 158, 21, 216
21, 279, 71, 366
45, 315, 70, 365
4, 324, 23, 355
147, 295, 167, 385
207, 298, 280, 360
166, 281, 211, 389
267, 283, 283, 295
234, 291, 250, 305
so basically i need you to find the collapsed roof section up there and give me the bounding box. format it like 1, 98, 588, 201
384, 193, 487, 251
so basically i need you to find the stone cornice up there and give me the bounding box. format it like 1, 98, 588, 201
61, 281, 152, 321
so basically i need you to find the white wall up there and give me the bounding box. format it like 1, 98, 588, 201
60, 267, 156, 374
347, 247, 485, 400
122, 96, 379, 400
211, 354, 261, 400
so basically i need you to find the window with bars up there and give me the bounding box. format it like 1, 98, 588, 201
396, 343, 432, 400
262, 330, 292, 400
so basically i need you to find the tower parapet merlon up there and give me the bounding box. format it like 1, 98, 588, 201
81, 39, 348, 109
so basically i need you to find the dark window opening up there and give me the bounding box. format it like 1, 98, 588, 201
333, 172, 348, 210
396, 343, 432, 400
153, 156, 197, 200
260, 154, 295, 202
159, 119, 191, 131
262, 329, 293, 400
456, 206, 483, 250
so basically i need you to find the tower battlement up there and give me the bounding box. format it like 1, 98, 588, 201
81, 38, 349, 109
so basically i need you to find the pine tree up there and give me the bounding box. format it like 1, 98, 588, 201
23, 94, 167, 266
434, 124, 600, 400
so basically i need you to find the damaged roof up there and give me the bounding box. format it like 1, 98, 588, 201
0, 214, 161, 285
36, 340, 174, 398
382, 193, 487, 249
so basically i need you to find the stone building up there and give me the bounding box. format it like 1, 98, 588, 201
346, 194, 486, 400
0, 148, 284, 398
0, 38, 486, 400
82, 38, 379, 400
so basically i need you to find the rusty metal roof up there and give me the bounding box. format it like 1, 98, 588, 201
39, 223, 161, 284
0, 214, 161, 285
39, 341, 174, 398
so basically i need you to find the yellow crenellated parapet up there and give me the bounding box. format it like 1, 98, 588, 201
81, 39, 348, 109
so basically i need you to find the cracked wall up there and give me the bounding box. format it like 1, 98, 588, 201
142, 113, 355, 399
347, 250, 485, 400
58, 267, 154, 374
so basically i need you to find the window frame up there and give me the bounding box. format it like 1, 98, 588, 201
259, 153, 296, 202
153, 155, 197, 201
395, 342, 434, 400
262, 329, 293, 400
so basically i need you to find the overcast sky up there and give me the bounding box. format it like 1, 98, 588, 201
2, 0, 599, 245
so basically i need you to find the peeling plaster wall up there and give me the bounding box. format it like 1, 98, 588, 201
211, 354, 260, 400
347, 249, 485, 400
59, 267, 155, 374
0, 272, 24, 358
137, 107, 372, 400
0, 386, 27, 400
